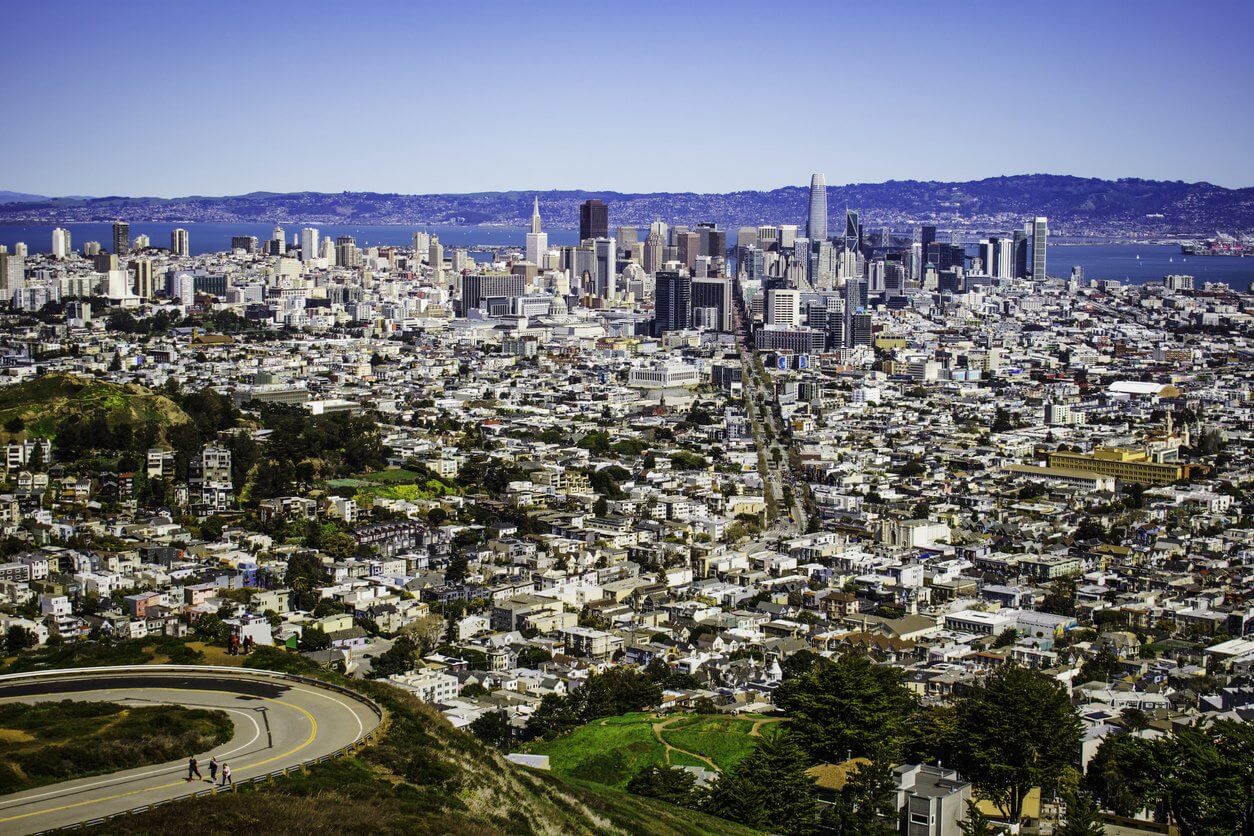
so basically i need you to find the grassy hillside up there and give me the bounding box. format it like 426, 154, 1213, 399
85, 649, 760, 835
0, 700, 232, 793
523, 712, 785, 789
0, 373, 189, 442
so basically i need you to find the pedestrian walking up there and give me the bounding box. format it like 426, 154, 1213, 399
220, 762, 233, 787
187, 756, 201, 781
208, 756, 218, 782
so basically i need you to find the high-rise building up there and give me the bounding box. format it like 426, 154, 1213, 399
643, 228, 665, 275
461, 271, 525, 313
692, 276, 733, 331
82, 241, 101, 257
526, 197, 547, 266
677, 231, 701, 272
429, 236, 444, 281
1030, 217, 1049, 280
51, 227, 71, 259
300, 228, 319, 263
112, 221, 130, 256
170, 228, 190, 256
130, 258, 155, 299
767, 288, 801, 326
653, 270, 691, 335
0, 252, 25, 296
996, 237, 1014, 279
594, 238, 617, 299
1012, 228, 1029, 278
807, 173, 827, 241
843, 209, 862, 254
231, 235, 259, 254
336, 236, 360, 269
921, 225, 937, 263
270, 225, 286, 256
579, 199, 608, 241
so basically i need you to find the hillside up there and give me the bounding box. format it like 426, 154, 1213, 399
3, 174, 1251, 232
524, 712, 785, 788
60, 648, 762, 836
0, 373, 190, 443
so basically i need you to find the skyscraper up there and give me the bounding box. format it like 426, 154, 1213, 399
130, 258, 155, 299
653, 270, 691, 335
1030, 217, 1049, 280
594, 238, 617, 299
692, 276, 733, 331
51, 227, 71, 259
270, 225, 286, 256
643, 228, 665, 275
579, 199, 608, 241
300, 228, 319, 263
112, 222, 130, 256
526, 196, 547, 267
807, 173, 827, 241
843, 210, 862, 254
921, 225, 937, 264
171, 228, 190, 256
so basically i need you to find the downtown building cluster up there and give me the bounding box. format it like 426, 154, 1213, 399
0, 181, 1250, 833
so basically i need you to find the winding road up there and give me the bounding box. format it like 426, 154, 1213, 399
0, 665, 382, 835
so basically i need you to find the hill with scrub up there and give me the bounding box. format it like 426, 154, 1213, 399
9, 644, 760, 836
0, 374, 190, 446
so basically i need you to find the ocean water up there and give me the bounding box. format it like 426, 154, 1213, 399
1, 223, 1251, 287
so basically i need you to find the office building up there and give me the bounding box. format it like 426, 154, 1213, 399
594, 238, 616, 299
300, 228, 319, 263
51, 227, 72, 259
579, 199, 608, 241
921, 225, 937, 263
130, 258, 155, 299
807, 173, 827, 241
653, 270, 691, 335
336, 236, 360, 269
843, 209, 862, 254
1030, 217, 1049, 279
231, 235, 259, 254
526, 197, 548, 267
643, 228, 665, 275
692, 276, 733, 331
767, 288, 801, 326
269, 225, 286, 256
677, 231, 700, 272
112, 221, 130, 256
170, 228, 190, 257
461, 271, 525, 313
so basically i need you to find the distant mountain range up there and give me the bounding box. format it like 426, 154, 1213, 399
2, 175, 1252, 235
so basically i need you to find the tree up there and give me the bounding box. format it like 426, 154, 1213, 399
515, 646, 552, 668
775, 652, 917, 763
3, 416, 24, 435
820, 756, 898, 835
299, 625, 331, 651
468, 710, 513, 750
1086, 722, 1254, 835
957, 800, 999, 836
705, 732, 816, 835
1079, 645, 1121, 684
368, 635, 418, 678
399, 614, 446, 654
1059, 791, 1106, 836
627, 765, 698, 807
948, 666, 1083, 824
5, 624, 34, 654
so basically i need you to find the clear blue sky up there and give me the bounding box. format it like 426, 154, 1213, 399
3, 0, 1251, 196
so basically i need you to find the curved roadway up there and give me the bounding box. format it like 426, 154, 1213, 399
0, 665, 382, 835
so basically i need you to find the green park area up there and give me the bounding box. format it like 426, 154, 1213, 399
0, 699, 233, 793
524, 712, 785, 788
329, 467, 460, 503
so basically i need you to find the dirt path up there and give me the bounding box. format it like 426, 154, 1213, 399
748, 717, 789, 737
651, 717, 719, 771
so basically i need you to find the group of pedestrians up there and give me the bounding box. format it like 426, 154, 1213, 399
186, 755, 233, 787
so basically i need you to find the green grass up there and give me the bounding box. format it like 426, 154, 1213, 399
0, 700, 233, 793
524, 712, 772, 788
328, 468, 460, 502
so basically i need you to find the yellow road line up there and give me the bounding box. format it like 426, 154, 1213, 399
0, 692, 318, 825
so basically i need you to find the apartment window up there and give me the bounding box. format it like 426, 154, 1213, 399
911, 813, 932, 825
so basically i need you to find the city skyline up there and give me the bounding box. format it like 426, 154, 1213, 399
2, 0, 1252, 197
